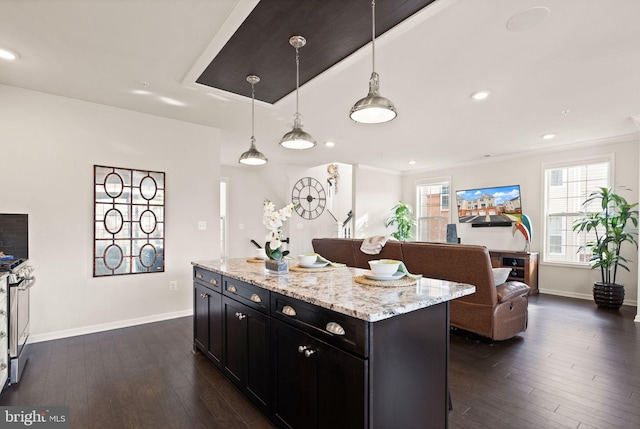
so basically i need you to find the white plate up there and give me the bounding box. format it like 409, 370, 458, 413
299, 261, 329, 268
363, 270, 405, 281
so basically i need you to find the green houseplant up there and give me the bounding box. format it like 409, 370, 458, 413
572, 186, 639, 309
385, 201, 415, 241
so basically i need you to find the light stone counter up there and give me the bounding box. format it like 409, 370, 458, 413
192, 258, 475, 322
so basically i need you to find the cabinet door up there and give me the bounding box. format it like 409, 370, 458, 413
272, 319, 367, 429
272, 319, 317, 429
194, 283, 210, 353
316, 341, 367, 429
223, 297, 270, 412
207, 290, 223, 367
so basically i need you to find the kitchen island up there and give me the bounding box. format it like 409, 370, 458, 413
192, 258, 475, 429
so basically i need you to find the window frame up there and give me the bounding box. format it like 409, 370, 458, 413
415, 176, 451, 243
541, 154, 614, 267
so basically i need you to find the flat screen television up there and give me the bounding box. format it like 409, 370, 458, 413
456, 185, 521, 227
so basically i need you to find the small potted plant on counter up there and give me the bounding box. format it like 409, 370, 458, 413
572, 186, 639, 309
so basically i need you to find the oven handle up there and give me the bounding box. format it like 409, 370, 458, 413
17, 277, 35, 290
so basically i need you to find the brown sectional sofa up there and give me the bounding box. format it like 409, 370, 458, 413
312, 238, 531, 341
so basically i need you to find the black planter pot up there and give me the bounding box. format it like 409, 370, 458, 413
593, 282, 625, 310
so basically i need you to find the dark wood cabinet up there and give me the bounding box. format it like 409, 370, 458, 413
489, 250, 539, 295
193, 281, 223, 367
222, 296, 270, 413
271, 319, 366, 429
193, 264, 452, 429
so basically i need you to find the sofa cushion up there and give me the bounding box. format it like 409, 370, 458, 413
496, 281, 530, 302
492, 267, 512, 286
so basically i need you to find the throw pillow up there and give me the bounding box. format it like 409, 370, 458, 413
492, 267, 512, 286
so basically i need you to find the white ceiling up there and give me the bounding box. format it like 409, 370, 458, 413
2, 0, 639, 173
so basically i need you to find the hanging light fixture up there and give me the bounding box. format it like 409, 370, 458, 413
349, 0, 397, 124
279, 35, 316, 150
239, 75, 268, 165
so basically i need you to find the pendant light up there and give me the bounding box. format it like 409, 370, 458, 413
349, 0, 397, 124
239, 75, 268, 165
279, 35, 316, 150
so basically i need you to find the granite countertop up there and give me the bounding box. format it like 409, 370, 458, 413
192, 258, 476, 322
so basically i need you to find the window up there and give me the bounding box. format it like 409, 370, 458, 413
220, 178, 228, 257
416, 179, 450, 242
543, 157, 611, 264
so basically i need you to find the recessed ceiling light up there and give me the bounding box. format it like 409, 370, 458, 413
131, 89, 152, 95
159, 96, 186, 106
561, 109, 570, 115
506, 7, 551, 32
325, 141, 335, 148
0, 47, 20, 60
471, 90, 491, 101
408, 160, 416, 165
542, 133, 556, 140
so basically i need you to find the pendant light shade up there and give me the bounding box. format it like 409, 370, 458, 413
239, 75, 268, 165
349, 0, 397, 124
280, 35, 316, 150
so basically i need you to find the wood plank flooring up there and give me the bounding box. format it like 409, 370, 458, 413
1, 294, 638, 428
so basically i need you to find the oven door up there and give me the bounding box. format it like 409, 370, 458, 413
9, 277, 32, 359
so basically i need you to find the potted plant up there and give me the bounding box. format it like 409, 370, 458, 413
385, 201, 415, 241
572, 186, 639, 309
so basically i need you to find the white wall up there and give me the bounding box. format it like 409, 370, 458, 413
354, 165, 402, 238
0, 85, 221, 342
402, 138, 640, 305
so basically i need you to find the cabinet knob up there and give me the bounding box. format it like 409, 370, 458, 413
200, 293, 208, 299
210, 278, 218, 285
325, 322, 345, 336
0, 310, 5, 316
282, 305, 297, 317
0, 332, 6, 339
0, 288, 5, 294
304, 349, 316, 358
196, 273, 203, 279
297, 345, 308, 353
235, 312, 246, 320
250, 293, 262, 303
0, 363, 6, 370
228, 285, 237, 293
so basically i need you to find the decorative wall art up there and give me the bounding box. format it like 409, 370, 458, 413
93, 165, 165, 277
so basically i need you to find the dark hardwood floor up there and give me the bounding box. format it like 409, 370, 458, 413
1, 294, 638, 428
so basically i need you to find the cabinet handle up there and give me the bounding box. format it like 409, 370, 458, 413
210, 278, 218, 286
228, 285, 237, 293
325, 322, 345, 336
235, 312, 246, 320
282, 305, 297, 317
196, 273, 203, 279
250, 293, 262, 303
200, 293, 209, 299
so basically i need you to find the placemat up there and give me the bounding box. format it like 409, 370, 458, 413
246, 258, 265, 263
354, 274, 418, 287
289, 264, 336, 273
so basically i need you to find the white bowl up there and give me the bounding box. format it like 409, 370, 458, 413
368, 260, 401, 276
255, 248, 267, 260
298, 254, 317, 265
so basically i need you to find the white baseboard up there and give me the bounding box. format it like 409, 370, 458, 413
28, 309, 194, 344
538, 288, 638, 307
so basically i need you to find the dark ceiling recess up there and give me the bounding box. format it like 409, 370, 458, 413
196, 0, 437, 104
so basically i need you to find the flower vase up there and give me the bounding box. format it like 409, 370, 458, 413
265, 258, 289, 274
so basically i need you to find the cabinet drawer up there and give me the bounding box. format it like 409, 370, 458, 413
223, 278, 269, 314
271, 293, 368, 358
194, 267, 222, 292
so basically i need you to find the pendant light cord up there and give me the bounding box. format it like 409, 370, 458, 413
371, 0, 376, 74
251, 81, 255, 141
295, 45, 301, 122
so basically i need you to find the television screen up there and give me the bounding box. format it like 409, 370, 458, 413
456, 185, 521, 227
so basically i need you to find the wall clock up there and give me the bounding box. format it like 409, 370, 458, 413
292, 177, 326, 220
